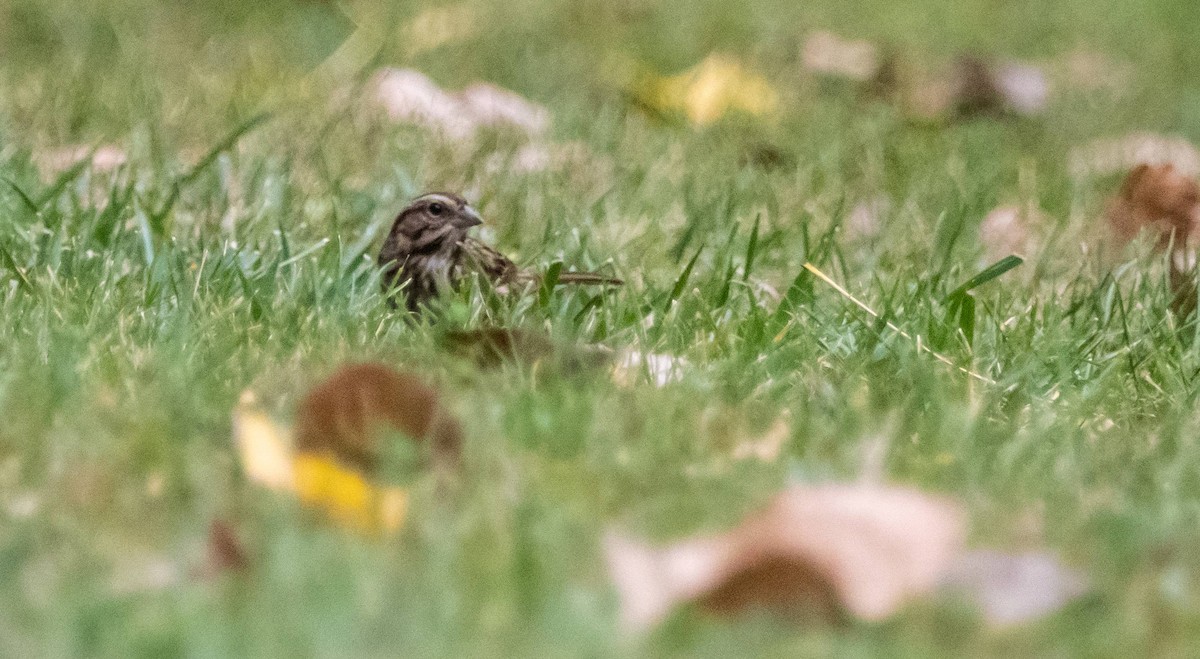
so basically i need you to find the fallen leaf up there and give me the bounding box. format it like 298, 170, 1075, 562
372, 68, 476, 139
1104, 163, 1200, 250
232, 392, 296, 492
1070, 133, 1200, 180
604, 484, 966, 632
232, 363, 460, 535
206, 519, 250, 574
372, 68, 549, 139
459, 83, 550, 136
642, 55, 779, 126
802, 31, 880, 81
293, 454, 410, 535
293, 362, 463, 471
941, 550, 1089, 627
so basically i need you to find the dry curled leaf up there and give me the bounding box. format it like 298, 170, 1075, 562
1105, 163, 1200, 250
1070, 133, 1200, 180
295, 362, 463, 470
941, 550, 1089, 627
604, 484, 966, 632
232, 363, 459, 535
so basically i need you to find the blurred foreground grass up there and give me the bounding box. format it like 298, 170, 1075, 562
3, 0, 1200, 655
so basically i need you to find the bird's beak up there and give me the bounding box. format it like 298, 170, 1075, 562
454, 206, 484, 228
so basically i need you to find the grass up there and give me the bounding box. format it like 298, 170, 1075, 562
3, 0, 1200, 655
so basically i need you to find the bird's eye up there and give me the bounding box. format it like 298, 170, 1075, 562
428, 203, 445, 216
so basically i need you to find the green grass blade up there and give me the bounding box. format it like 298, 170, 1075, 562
944, 255, 1024, 301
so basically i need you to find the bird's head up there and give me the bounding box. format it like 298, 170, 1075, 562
391, 192, 484, 239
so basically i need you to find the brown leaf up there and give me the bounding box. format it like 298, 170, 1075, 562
952, 56, 1049, 119
604, 484, 966, 631
206, 519, 250, 574
941, 550, 1088, 627
293, 363, 463, 472
888, 55, 1049, 122
1104, 163, 1200, 250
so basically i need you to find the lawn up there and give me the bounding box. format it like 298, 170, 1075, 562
3, 0, 1200, 656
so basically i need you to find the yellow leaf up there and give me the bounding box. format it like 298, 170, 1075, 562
294, 453, 409, 535
232, 395, 295, 492
650, 55, 779, 125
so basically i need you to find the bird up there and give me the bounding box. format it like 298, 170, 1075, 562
378, 192, 623, 311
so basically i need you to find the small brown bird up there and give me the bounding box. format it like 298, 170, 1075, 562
378, 192, 622, 310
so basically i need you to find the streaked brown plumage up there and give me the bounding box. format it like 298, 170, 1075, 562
378, 192, 622, 310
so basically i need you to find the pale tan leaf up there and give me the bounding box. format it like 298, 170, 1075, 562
1070, 133, 1200, 180
371, 68, 476, 139
604, 484, 966, 632
459, 83, 550, 135
231, 393, 295, 492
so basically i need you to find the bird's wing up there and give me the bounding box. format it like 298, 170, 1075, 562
459, 238, 532, 284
